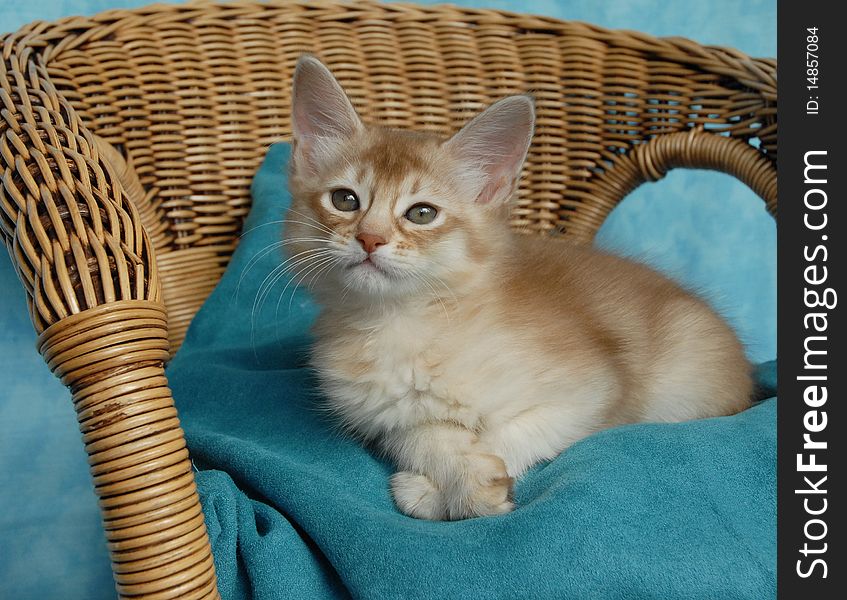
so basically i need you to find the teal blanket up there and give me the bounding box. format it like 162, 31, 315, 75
167, 144, 776, 599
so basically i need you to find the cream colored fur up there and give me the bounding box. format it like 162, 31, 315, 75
283, 56, 752, 520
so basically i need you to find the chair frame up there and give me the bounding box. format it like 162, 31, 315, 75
0, 1, 776, 597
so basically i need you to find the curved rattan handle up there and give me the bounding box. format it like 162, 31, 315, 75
1, 31, 219, 600
0, 35, 160, 328
561, 129, 777, 240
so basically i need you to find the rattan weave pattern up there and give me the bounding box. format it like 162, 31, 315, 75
1, 1, 776, 598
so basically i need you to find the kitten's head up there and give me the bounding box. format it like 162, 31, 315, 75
284, 55, 534, 304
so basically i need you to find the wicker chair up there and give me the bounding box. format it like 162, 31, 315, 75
0, 1, 776, 597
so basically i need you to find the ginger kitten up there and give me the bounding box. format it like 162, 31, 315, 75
283, 56, 752, 520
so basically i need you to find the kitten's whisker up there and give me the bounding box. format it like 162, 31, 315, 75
287, 255, 341, 318
270, 250, 335, 284
252, 262, 287, 317
283, 237, 334, 245
339, 279, 354, 303
274, 246, 332, 272
280, 218, 338, 237
427, 272, 459, 307
284, 207, 339, 236
239, 219, 289, 239
245, 246, 328, 303
277, 254, 337, 314
241, 216, 336, 239
256, 250, 333, 313
252, 250, 334, 344
235, 241, 286, 300
273, 254, 339, 338
249, 260, 291, 362
235, 241, 330, 301
286, 208, 341, 237
413, 272, 451, 323
306, 256, 341, 291
254, 257, 317, 354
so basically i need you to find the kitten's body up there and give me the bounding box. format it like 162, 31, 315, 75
285, 56, 752, 520
311, 235, 750, 516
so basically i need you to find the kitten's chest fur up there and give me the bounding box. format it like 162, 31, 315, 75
312, 304, 495, 437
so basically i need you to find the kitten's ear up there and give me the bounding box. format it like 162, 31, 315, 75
291, 55, 362, 170
444, 95, 535, 205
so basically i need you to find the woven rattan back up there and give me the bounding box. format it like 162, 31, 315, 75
3, 0, 777, 346
47, 1, 778, 240
0, 2, 776, 599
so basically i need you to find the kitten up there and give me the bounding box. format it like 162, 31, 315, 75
283, 55, 752, 520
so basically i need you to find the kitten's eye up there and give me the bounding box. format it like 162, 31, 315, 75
405, 203, 438, 225
331, 189, 360, 212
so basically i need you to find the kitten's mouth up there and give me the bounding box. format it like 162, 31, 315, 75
353, 257, 384, 273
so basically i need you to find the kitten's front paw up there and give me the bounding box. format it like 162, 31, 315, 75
452, 452, 514, 519
390, 456, 515, 521
390, 471, 445, 520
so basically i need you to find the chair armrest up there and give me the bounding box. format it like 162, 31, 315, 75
1, 29, 219, 600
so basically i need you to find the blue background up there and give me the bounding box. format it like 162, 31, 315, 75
0, 1, 776, 598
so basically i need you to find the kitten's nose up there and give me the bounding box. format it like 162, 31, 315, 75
356, 233, 387, 254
